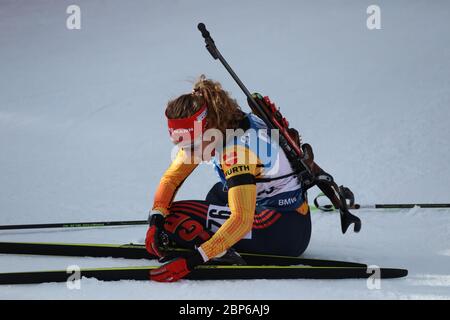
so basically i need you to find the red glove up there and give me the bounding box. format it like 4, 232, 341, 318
145, 211, 165, 258
150, 249, 205, 282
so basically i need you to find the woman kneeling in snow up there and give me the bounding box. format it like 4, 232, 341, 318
146, 75, 333, 282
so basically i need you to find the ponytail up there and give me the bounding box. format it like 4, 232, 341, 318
165, 75, 245, 134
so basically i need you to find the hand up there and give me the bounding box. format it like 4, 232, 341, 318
150, 249, 205, 282
145, 210, 165, 258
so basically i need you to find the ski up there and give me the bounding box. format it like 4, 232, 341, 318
0, 265, 408, 285
0, 241, 366, 267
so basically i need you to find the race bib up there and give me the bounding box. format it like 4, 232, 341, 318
206, 204, 252, 240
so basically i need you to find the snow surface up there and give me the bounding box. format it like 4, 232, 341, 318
0, 0, 449, 299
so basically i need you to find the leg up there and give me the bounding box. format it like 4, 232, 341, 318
233, 207, 312, 256
162, 200, 212, 250
161, 180, 231, 249
163, 200, 312, 257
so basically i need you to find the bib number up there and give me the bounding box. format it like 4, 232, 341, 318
206, 205, 252, 240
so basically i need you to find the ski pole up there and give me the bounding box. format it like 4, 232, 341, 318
356, 203, 450, 209
0, 219, 148, 231
313, 193, 450, 211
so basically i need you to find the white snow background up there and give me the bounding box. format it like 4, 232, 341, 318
0, 0, 449, 299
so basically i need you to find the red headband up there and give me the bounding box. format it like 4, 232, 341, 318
166, 104, 208, 143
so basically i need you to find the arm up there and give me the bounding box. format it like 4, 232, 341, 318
146, 148, 198, 258
199, 184, 256, 260
152, 148, 199, 215
199, 145, 258, 260
149, 145, 259, 282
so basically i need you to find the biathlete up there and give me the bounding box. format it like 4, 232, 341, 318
146, 75, 353, 282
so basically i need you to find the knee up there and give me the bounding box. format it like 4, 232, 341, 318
163, 213, 211, 249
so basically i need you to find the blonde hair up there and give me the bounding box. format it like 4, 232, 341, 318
165, 75, 245, 134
